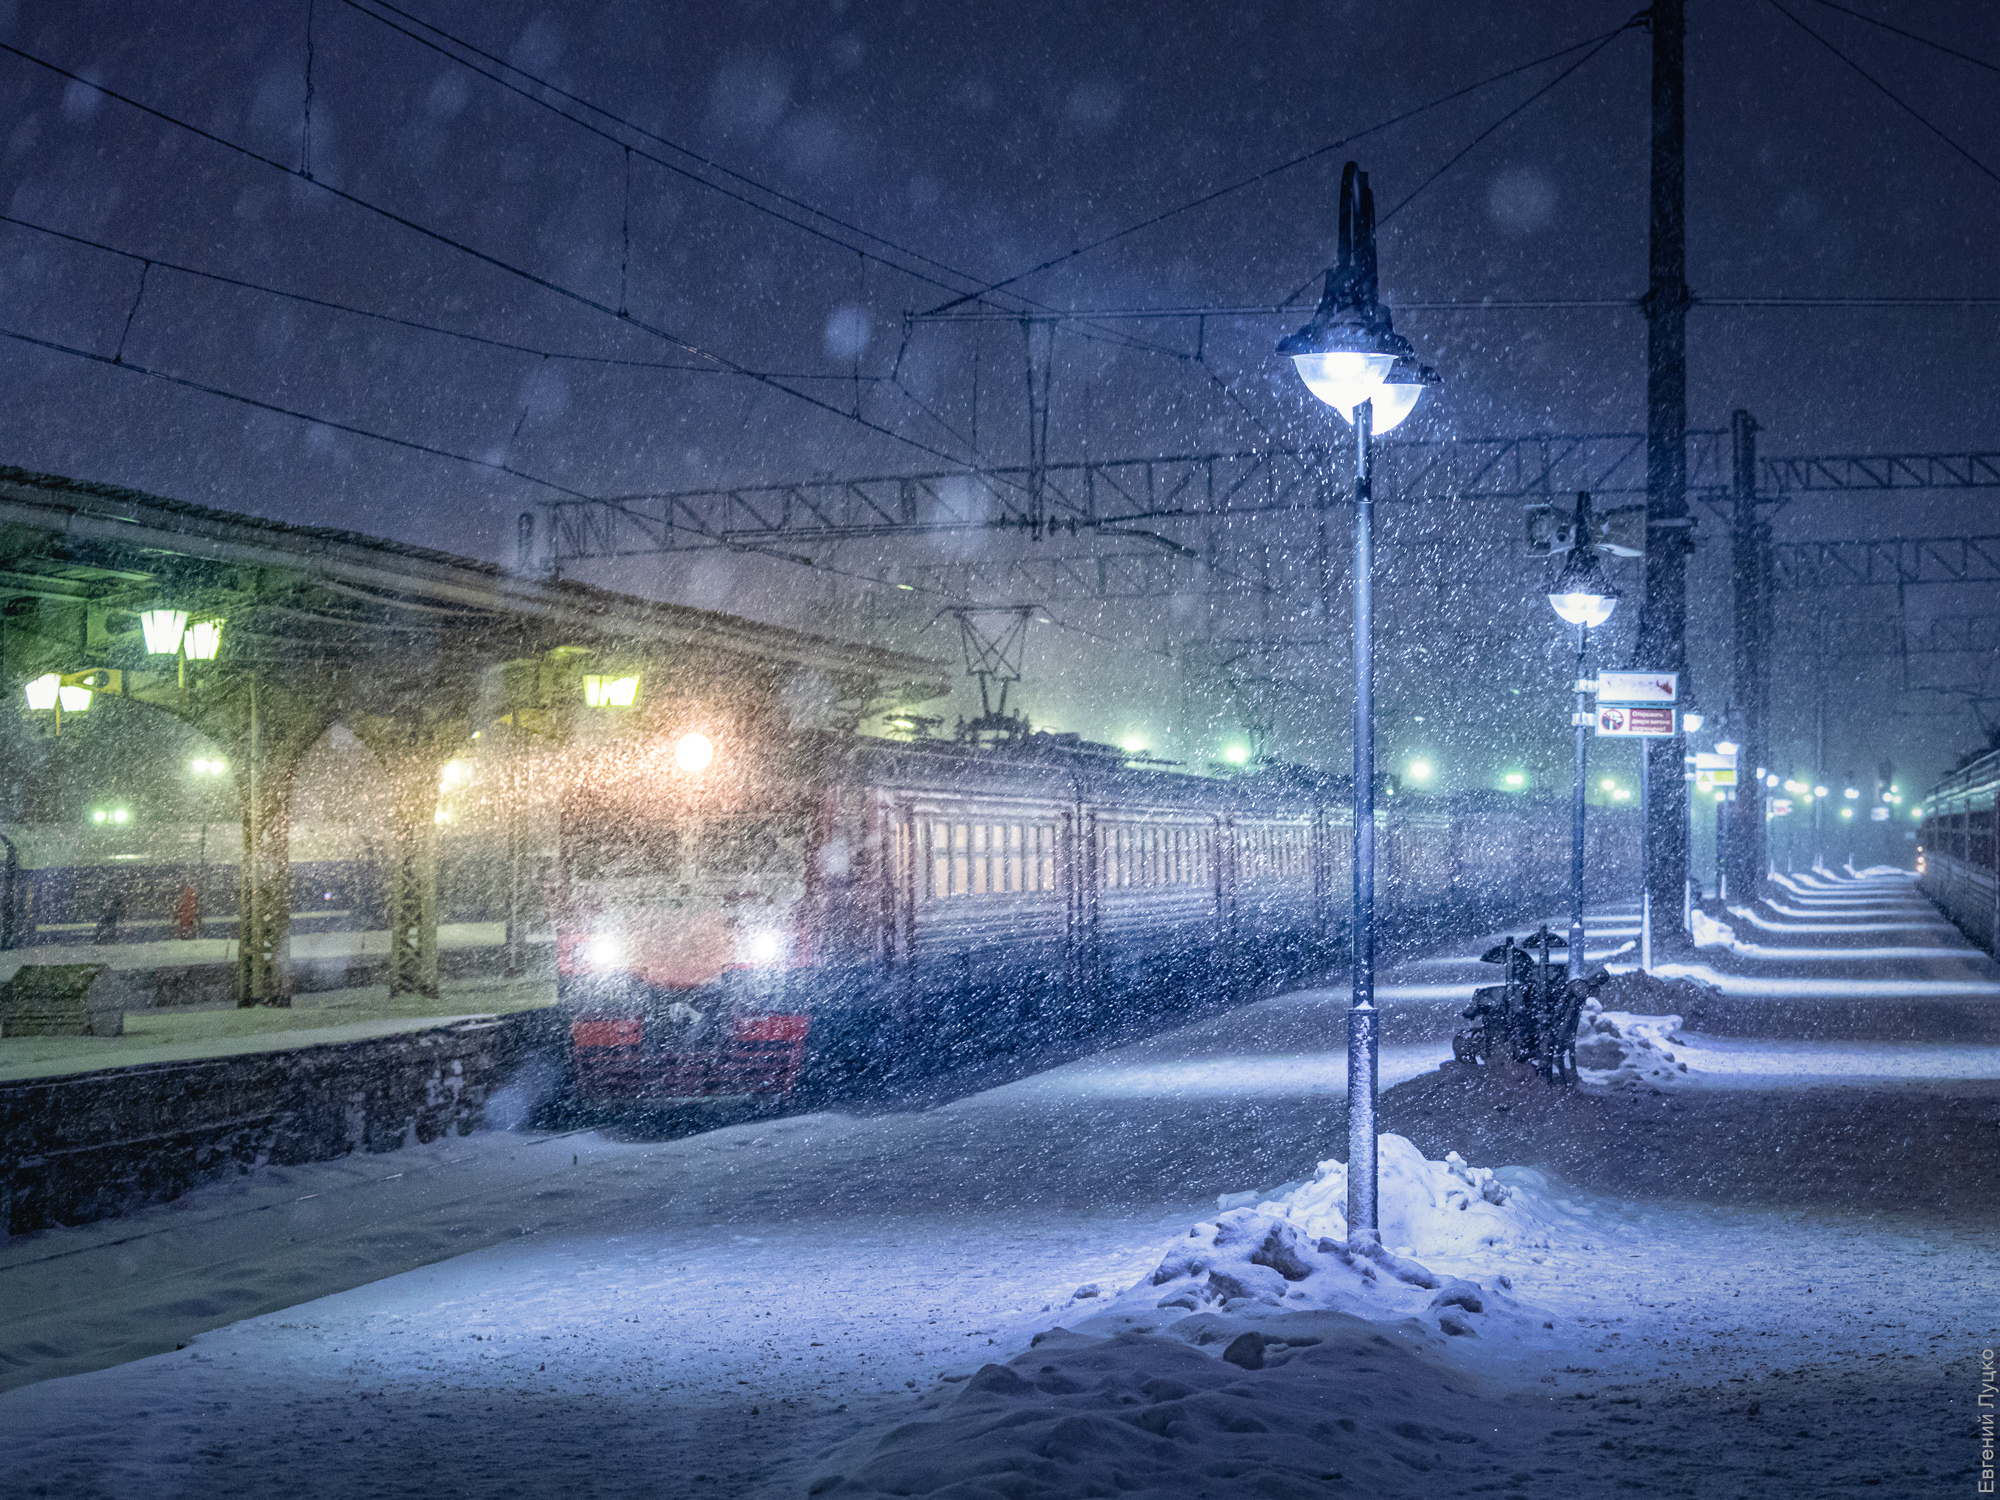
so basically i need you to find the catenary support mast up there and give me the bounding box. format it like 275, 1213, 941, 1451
1638, 0, 1693, 934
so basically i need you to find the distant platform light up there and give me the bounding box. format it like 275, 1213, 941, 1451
1613, 787, 1631, 801
1842, 787, 1859, 799
1812, 786, 1829, 798
183, 620, 225, 660
23, 673, 60, 711
1502, 771, 1526, 788
139, 608, 188, 655
1222, 744, 1250, 765
673, 731, 715, 773
1120, 735, 1148, 754
1406, 759, 1433, 783
1839, 806, 1853, 819
1599, 776, 1617, 792
584, 673, 640, 708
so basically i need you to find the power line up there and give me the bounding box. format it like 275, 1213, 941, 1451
1766, 0, 2000, 192
333, 0, 988, 306
1801, 0, 2000, 76
918, 21, 1639, 317
910, 294, 2000, 324
336, 0, 1251, 391
0, 323, 598, 499
0, 320, 1050, 618
1378, 22, 1636, 225
0, 38, 976, 471
0, 208, 907, 380
342, 0, 1025, 311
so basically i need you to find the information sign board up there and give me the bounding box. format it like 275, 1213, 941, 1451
1598, 671, 1678, 703
1597, 704, 1676, 737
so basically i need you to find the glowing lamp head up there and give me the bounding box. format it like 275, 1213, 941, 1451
582, 933, 623, 969
139, 608, 188, 655
1681, 711, 1705, 733
1221, 744, 1250, 766
1547, 519, 1619, 627
672, 731, 715, 774
23, 673, 60, 711
1503, 771, 1525, 787
1600, 777, 1617, 792
1364, 356, 1441, 434
1842, 787, 1859, 799
1813, 786, 1829, 798
183, 620, 224, 660
1286, 350, 1398, 421
1275, 179, 1421, 429
1406, 758, 1433, 784
57, 683, 92, 712
584, 673, 640, 708
1119, 736, 1147, 755
740, 928, 786, 965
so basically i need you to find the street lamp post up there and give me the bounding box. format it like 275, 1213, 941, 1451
1548, 493, 1619, 981
1278, 162, 1436, 1247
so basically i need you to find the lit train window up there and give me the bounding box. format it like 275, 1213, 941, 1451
1237, 823, 1311, 884
1096, 822, 1213, 889
925, 819, 1059, 899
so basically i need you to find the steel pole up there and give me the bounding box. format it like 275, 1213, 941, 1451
1640, 742, 1653, 971
1347, 398, 1379, 1245
1570, 623, 1589, 980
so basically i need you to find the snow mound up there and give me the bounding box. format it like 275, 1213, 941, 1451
1691, 909, 1737, 949
1124, 1136, 1564, 1324
1574, 999, 1690, 1089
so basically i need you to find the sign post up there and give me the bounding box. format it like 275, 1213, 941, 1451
1599, 672, 1679, 971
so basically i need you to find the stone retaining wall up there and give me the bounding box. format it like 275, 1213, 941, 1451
0, 1008, 566, 1235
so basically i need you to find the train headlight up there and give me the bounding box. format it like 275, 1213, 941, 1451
583, 933, 624, 969
740, 928, 786, 965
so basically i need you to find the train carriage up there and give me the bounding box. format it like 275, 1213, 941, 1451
1920, 748, 2000, 953
554, 726, 1641, 1109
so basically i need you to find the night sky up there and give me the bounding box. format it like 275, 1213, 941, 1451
1, 0, 1995, 796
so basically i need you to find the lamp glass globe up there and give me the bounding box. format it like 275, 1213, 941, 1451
1548, 590, 1617, 628
1289, 352, 1395, 418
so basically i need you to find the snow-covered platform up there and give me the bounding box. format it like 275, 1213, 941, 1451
3, 868, 1995, 1496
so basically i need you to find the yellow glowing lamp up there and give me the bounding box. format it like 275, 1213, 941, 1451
183, 620, 224, 660
584, 673, 640, 708
58, 683, 93, 712
24, 673, 60, 711
139, 608, 188, 655
673, 731, 715, 773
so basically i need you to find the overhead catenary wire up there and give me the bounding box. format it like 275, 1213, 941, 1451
1800, 0, 2000, 77
340, 0, 1020, 310
336, 0, 1249, 383
1765, 0, 2000, 192
0, 318, 1157, 657
918, 21, 1639, 317
0, 38, 979, 472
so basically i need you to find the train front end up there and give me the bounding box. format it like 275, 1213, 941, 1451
557, 726, 818, 1110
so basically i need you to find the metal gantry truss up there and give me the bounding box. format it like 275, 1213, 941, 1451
545, 432, 2000, 600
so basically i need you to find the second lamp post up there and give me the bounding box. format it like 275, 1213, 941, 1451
1277, 162, 1436, 1246
1547, 493, 1619, 980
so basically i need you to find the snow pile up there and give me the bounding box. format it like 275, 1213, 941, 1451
1691, 908, 1737, 948
1573, 998, 1690, 1089
1119, 1135, 1562, 1327
807, 1314, 1559, 1499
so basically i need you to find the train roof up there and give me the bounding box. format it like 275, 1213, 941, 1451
1923, 744, 2000, 813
